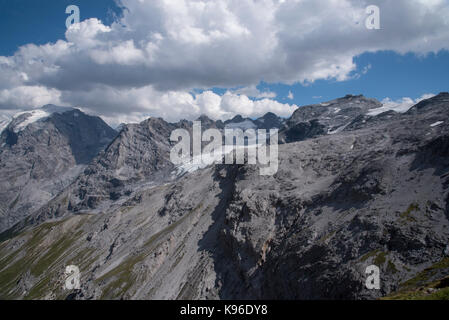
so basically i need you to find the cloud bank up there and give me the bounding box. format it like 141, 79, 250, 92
0, 0, 448, 125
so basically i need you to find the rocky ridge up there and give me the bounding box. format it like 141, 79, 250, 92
0, 94, 448, 300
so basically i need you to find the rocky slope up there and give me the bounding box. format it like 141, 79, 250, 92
0, 106, 117, 232
26, 113, 285, 217
0, 93, 448, 300
279, 94, 382, 143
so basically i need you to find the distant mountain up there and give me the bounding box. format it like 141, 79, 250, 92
115, 123, 127, 133
220, 112, 284, 131
56, 117, 186, 213
279, 94, 382, 143
254, 112, 284, 130
407, 92, 449, 115
0, 106, 117, 232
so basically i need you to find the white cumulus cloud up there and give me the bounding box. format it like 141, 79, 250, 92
368, 93, 436, 115
0, 0, 448, 124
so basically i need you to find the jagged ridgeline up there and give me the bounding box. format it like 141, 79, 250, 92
0, 93, 448, 300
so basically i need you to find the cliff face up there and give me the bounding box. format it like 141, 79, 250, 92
0, 94, 448, 300
279, 94, 382, 143
0, 107, 117, 232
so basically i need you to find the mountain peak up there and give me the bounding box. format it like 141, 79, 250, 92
196, 114, 214, 123
261, 112, 277, 118
41, 104, 74, 113
406, 92, 449, 114
255, 112, 283, 129
344, 94, 364, 99
437, 92, 449, 98
6, 105, 77, 133
228, 115, 245, 123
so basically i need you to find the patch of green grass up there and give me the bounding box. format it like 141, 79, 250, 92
374, 252, 387, 266
401, 271, 432, 289
423, 287, 449, 300
0, 248, 22, 272
0, 256, 32, 299
430, 257, 449, 270
399, 203, 420, 222
96, 253, 144, 299
0, 223, 64, 299
361, 249, 379, 262
387, 260, 398, 274
383, 258, 449, 300
23, 221, 64, 250
0, 217, 88, 299
319, 231, 336, 244
401, 258, 449, 289
360, 250, 388, 268
96, 204, 204, 299
383, 276, 449, 300
25, 275, 54, 300
30, 230, 83, 277
67, 248, 98, 273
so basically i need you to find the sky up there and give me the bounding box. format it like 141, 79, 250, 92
0, 0, 448, 126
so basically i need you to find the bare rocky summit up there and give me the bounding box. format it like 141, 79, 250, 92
0, 106, 117, 232
279, 94, 382, 143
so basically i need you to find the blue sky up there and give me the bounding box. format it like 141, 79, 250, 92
199, 50, 449, 109
0, 0, 122, 56
0, 0, 448, 124
261, 51, 449, 106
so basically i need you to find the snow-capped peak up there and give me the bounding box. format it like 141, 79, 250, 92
8, 105, 75, 133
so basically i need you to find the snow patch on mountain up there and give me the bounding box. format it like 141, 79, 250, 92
11, 105, 75, 133
430, 121, 444, 127
328, 122, 351, 135
367, 104, 411, 116
368, 94, 435, 116
174, 143, 262, 176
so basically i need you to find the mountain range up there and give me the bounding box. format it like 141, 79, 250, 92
0, 93, 448, 300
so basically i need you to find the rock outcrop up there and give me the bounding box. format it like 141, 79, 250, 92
0, 106, 117, 232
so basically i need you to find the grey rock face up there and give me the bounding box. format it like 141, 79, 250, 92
32, 114, 284, 217
254, 112, 284, 130
219, 113, 284, 131
280, 94, 382, 143
407, 92, 449, 115
53, 117, 183, 213
0, 94, 448, 300
0, 107, 117, 232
